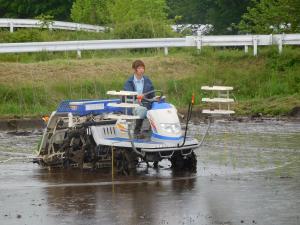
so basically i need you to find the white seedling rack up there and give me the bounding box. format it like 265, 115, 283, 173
106, 90, 140, 120
201, 86, 235, 115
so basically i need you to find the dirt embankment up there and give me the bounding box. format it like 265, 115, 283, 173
1, 50, 299, 120
0, 118, 44, 131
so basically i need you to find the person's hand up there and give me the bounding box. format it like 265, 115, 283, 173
137, 94, 144, 103
154, 96, 161, 101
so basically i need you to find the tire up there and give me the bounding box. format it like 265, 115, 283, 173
170, 152, 185, 170
115, 149, 137, 176
170, 151, 197, 172
184, 151, 197, 172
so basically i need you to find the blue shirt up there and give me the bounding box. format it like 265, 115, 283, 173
133, 75, 144, 95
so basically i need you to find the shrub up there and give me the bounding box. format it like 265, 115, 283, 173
110, 0, 174, 39
113, 20, 173, 39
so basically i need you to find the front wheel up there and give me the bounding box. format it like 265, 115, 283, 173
170, 151, 197, 172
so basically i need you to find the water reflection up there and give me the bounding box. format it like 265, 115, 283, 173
36, 168, 197, 225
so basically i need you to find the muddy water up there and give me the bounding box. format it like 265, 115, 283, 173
0, 120, 299, 225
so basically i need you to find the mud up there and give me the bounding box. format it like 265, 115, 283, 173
0, 120, 299, 225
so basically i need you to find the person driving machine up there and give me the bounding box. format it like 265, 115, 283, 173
123, 60, 155, 136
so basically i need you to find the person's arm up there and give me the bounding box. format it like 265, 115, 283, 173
144, 77, 155, 99
123, 77, 135, 103
124, 79, 133, 91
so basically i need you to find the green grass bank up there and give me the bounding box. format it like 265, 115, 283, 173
0, 46, 299, 118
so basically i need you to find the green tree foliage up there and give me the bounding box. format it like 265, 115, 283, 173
167, 0, 252, 34
206, 0, 252, 34
239, 0, 300, 34
0, 0, 73, 21
167, 0, 211, 24
70, 0, 111, 25
110, 0, 172, 38
110, 0, 168, 23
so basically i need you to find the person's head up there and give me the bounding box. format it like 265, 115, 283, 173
132, 60, 145, 79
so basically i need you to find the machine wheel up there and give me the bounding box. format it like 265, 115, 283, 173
115, 149, 137, 176
170, 152, 185, 170
184, 151, 197, 172
170, 151, 197, 172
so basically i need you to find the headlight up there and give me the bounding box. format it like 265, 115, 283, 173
160, 123, 181, 134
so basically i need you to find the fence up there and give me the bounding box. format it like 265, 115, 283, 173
0, 18, 106, 33
0, 33, 299, 57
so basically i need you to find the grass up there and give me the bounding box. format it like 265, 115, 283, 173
0, 40, 299, 117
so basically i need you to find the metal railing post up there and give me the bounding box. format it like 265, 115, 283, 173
196, 31, 202, 53
244, 33, 249, 53
164, 47, 168, 56
253, 35, 258, 56
278, 34, 283, 54
270, 34, 273, 45
244, 45, 248, 53
77, 49, 82, 59
9, 22, 14, 33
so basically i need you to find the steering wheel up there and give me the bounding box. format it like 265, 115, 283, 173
140, 90, 164, 103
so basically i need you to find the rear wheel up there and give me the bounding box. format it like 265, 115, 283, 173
115, 149, 137, 176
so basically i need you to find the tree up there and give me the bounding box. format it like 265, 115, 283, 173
167, 0, 251, 34
110, 0, 168, 23
0, 0, 73, 21
167, 0, 212, 24
239, 0, 300, 34
70, 0, 111, 25
110, 0, 172, 38
206, 0, 252, 34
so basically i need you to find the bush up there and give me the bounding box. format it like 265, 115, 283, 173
71, 0, 111, 25
0, 29, 43, 43
110, 0, 174, 39
0, 29, 114, 44
113, 20, 174, 39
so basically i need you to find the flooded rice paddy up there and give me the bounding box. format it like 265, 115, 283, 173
0, 120, 299, 225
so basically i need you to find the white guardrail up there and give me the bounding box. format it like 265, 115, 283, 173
0, 34, 299, 57
0, 18, 106, 32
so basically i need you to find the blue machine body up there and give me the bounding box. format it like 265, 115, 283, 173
56, 99, 122, 116
151, 102, 172, 110
56, 98, 170, 117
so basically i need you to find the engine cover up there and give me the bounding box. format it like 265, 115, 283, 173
147, 102, 183, 142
